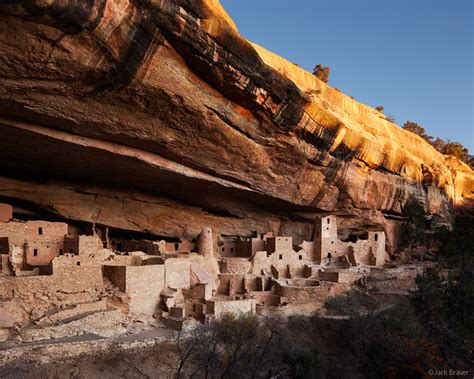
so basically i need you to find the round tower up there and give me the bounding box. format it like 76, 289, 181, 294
198, 227, 214, 256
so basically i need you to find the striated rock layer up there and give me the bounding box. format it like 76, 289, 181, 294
0, 0, 472, 252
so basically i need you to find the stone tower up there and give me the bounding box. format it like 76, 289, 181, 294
313, 215, 338, 264
198, 227, 214, 256
368, 231, 386, 266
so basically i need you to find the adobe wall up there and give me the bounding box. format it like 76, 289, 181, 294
183, 283, 212, 301
288, 264, 306, 278
251, 291, 280, 306
0, 221, 67, 266
251, 251, 270, 275
165, 258, 191, 289
286, 278, 320, 286
217, 273, 253, 295
221, 257, 252, 274
318, 271, 339, 282
163, 240, 195, 254
235, 240, 251, 257
337, 239, 370, 265
188, 260, 214, 287
64, 235, 103, 256
338, 271, 364, 283
102, 265, 126, 291
0, 222, 26, 247
24, 221, 67, 239
102, 264, 165, 315
242, 274, 260, 292
0, 272, 105, 317
371, 232, 386, 265
207, 298, 256, 319
217, 273, 261, 295
102, 254, 134, 266
219, 241, 237, 257
319, 270, 364, 283
52, 255, 101, 268
51, 256, 103, 292
338, 231, 386, 266
252, 246, 309, 277
125, 265, 165, 316
235, 238, 265, 257
266, 237, 293, 254
0, 204, 12, 223
299, 241, 315, 260
274, 281, 332, 303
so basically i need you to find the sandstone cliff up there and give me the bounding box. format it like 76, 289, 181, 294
0, 0, 472, 252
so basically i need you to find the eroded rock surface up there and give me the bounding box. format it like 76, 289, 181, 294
0, 0, 472, 248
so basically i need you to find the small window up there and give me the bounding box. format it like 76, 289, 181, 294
279, 254, 283, 260
327, 218, 330, 224
375, 234, 378, 241
221, 247, 225, 252
331, 241, 334, 244
38, 227, 43, 235
327, 253, 332, 258
59, 249, 64, 255
33, 249, 38, 256
175, 243, 179, 250
230, 247, 234, 252
76, 262, 81, 266
299, 255, 302, 260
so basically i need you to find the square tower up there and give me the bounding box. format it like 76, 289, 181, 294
368, 231, 386, 266
313, 215, 338, 264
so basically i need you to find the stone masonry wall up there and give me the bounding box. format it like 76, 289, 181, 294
102, 265, 126, 292
207, 298, 256, 319
165, 258, 191, 289
221, 258, 252, 274
0, 221, 67, 266
125, 265, 165, 316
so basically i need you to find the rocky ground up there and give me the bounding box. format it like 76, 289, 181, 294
0, 264, 424, 378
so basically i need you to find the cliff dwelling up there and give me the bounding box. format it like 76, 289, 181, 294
0, 201, 394, 336
0, 0, 472, 376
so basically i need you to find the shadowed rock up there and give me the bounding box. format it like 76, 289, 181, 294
0, 0, 472, 250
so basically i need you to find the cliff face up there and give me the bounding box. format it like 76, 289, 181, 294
0, 0, 472, 251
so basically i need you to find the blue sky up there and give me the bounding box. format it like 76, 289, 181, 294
220, 0, 473, 151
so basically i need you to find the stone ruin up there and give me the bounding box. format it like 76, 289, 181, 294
0, 202, 391, 339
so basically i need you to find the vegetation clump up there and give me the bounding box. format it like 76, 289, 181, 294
402, 120, 473, 168
312, 64, 330, 83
